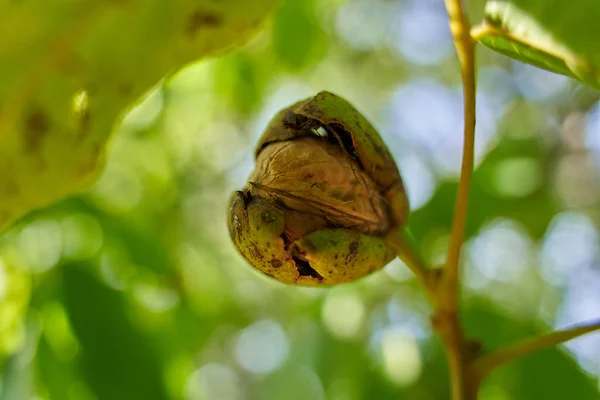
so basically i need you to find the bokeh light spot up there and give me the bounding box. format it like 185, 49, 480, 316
0, 258, 6, 301
18, 220, 63, 273
381, 328, 422, 386
388, 80, 498, 175
469, 219, 533, 283
336, 0, 392, 51
479, 67, 517, 107
185, 363, 241, 400
513, 61, 570, 101
389, 1, 452, 65
92, 163, 142, 213
322, 289, 366, 340
61, 213, 104, 259
555, 265, 600, 375
540, 212, 599, 286
584, 101, 600, 172
133, 283, 180, 313
492, 157, 542, 198
554, 153, 600, 207
195, 121, 244, 171
586, 102, 600, 146
397, 153, 436, 210
235, 320, 289, 375
386, 295, 431, 341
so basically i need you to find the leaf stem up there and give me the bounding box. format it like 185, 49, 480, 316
472, 318, 600, 383
470, 22, 505, 42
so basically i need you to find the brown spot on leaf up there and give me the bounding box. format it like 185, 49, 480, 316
345, 240, 359, 264
77, 111, 91, 137
186, 11, 222, 36
119, 83, 134, 97
270, 258, 282, 269
77, 156, 99, 179
1, 179, 19, 197
24, 108, 49, 152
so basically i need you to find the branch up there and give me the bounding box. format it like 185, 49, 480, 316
436, 1, 478, 399
472, 318, 600, 381
442, 0, 477, 310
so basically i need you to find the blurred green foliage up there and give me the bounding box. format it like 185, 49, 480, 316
2, 0, 600, 399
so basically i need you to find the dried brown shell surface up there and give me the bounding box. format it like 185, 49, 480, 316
247, 137, 390, 236
255, 91, 408, 226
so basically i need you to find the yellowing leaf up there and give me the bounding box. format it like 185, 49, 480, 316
0, 0, 279, 232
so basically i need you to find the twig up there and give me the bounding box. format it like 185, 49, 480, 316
437, 0, 477, 399
442, 0, 476, 311
472, 318, 600, 383
385, 228, 438, 301
431, 4, 600, 399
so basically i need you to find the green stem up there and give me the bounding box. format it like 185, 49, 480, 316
385, 228, 438, 301
472, 318, 600, 383
439, 0, 477, 399
442, 0, 476, 313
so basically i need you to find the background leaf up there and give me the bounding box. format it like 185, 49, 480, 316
62, 263, 169, 400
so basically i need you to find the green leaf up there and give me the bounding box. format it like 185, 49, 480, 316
37, 337, 77, 400
477, 0, 600, 89
62, 263, 169, 400
0, 0, 279, 233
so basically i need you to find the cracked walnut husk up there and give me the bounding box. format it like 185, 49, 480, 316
228, 91, 409, 285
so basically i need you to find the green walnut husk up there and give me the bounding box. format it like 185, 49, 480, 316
228, 91, 409, 285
